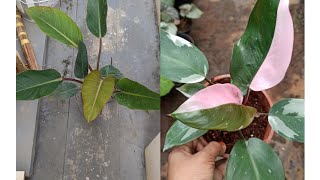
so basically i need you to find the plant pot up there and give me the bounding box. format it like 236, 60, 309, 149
176, 32, 195, 44
203, 74, 274, 153
174, 0, 194, 9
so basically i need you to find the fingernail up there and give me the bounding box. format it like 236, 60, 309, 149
218, 141, 226, 148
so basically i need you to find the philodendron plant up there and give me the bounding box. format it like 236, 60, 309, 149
16, 1, 160, 122
161, 0, 304, 179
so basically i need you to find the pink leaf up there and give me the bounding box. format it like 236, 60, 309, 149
250, 0, 294, 91
174, 83, 243, 113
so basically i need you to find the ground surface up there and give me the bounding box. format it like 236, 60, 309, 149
28, 0, 160, 179
161, 0, 304, 179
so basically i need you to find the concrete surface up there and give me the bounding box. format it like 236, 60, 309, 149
29, 0, 159, 179
161, 0, 304, 179
16, 18, 47, 177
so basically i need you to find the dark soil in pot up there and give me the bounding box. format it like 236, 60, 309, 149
177, 18, 192, 34
203, 76, 272, 153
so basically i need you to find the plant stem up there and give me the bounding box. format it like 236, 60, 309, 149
239, 130, 246, 140
89, 64, 93, 71
97, 38, 102, 70
243, 88, 251, 104
258, 112, 269, 116
63, 77, 83, 84
205, 77, 214, 85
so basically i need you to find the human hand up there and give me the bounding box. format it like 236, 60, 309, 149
167, 138, 227, 180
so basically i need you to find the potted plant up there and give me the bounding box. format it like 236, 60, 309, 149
16, 0, 160, 123
160, 0, 202, 35
161, 0, 304, 179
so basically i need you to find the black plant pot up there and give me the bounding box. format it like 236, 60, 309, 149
176, 32, 194, 44
174, 0, 194, 9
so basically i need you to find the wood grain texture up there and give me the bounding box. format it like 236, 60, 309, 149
16, 50, 27, 73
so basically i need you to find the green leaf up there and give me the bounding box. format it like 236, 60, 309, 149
82, 70, 115, 122
161, 0, 174, 7
160, 76, 174, 96
176, 83, 205, 98
230, 0, 280, 94
26, 6, 83, 48
163, 120, 207, 151
161, 6, 179, 23
268, 98, 304, 143
75, 41, 88, 78
50, 82, 79, 99
17, 69, 62, 100
172, 104, 257, 131
160, 29, 209, 83
179, 4, 203, 19
226, 138, 285, 180
100, 65, 124, 80
115, 78, 160, 110
160, 22, 178, 35
86, 0, 108, 38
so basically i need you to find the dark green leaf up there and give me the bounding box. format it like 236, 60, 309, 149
75, 41, 88, 78
50, 82, 79, 99
116, 78, 160, 110
82, 70, 115, 122
17, 69, 62, 100
176, 83, 205, 98
26, 6, 83, 48
160, 76, 174, 96
161, 0, 174, 7
86, 0, 108, 38
269, 98, 304, 143
230, 0, 280, 94
226, 138, 285, 180
160, 29, 209, 83
100, 65, 124, 80
172, 104, 257, 131
163, 120, 207, 151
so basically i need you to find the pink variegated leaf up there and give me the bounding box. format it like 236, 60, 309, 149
174, 83, 243, 113
171, 83, 256, 131
250, 0, 294, 91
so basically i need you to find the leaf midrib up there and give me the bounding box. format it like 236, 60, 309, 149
88, 79, 104, 120
246, 141, 261, 180
35, 14, 78, 47
17, 78, 62, 93
118, 91, 159, 100
98, 0, 102, 37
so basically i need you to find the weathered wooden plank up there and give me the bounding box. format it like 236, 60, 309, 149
116, 0, 160, 179
62, 0, 121, 179
62, 0, 160, 179
31, 0, 77, 179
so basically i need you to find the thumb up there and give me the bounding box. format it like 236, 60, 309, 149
195, 141, 226, 162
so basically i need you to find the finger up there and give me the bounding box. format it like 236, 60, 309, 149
199, 136, 209, 146
173, 142, 194, 154
195, 141, 226, 162
193, 139, 205, 152
214, 159, 227, 178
